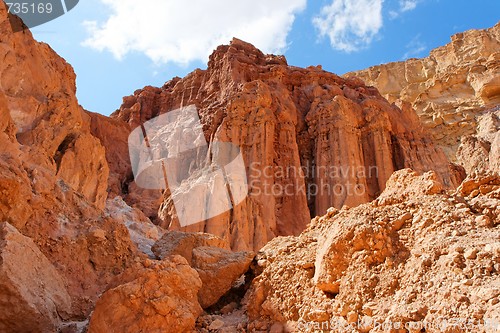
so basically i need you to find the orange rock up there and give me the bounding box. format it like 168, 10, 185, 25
0, 5, 145, 320
0, 222, 71, 333
0, 3, 109, 209
244, 170, 500, 329
88, 256, 203, 333
153, 231, 254, 308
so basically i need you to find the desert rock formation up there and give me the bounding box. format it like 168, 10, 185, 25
99, 38, 462, 252
153, 231, 254, 308
0, 222, 71, 333
456, 108, 500, 175
88, 256, 203, 333
346, 23, 500, 162
1, 1, 498, 331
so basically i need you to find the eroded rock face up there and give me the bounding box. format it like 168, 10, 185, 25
110, 38, 460, 251
244, 169, 500, 331
0, 3, 139, 320
0, 222, 71, 333
105, 197, 163, 258
456, 108, 500, 175
0, 4, 109, 209
346, 22, 500, 161
87, 111, 133, 198
152, 230, 230, 261
88, 256, 203, 333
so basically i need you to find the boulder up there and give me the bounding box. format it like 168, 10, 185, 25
88, 256, 202, 333
193, 246, 255, 308
0, 222, 71, 333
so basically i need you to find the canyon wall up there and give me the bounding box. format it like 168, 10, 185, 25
346, 22, 500, 163
0, 3, 153, 325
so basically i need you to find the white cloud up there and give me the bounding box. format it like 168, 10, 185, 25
390, 0, 420, 18
403, 34, 426, 59
313, 0, 384, 52
82, 0, 307, 65
400, 0, 419, 12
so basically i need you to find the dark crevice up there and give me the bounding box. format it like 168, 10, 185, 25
53, 133, 77, 172
391, 135, 406, 171
323, 291, 338, 299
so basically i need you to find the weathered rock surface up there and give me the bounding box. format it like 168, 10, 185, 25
0, 4, 109, 209
0, 222, 71, 333
88, 256, 203, 333
456, 108, 500, 175
192, 246, 254, 308
0, 3, 139, 321
109, 38, 461, 251
244, 169, 500, 332
153, 231, 254, 308
87, 111, 132, 198
152, 230, 230, 261
2, 3, 497, 331
346, 22, 500, 161
105, 197, 163, 258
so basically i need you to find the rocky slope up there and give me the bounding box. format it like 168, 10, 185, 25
95, 38, 463, 252
240, 169, 500, 332
346, 22, 500, 163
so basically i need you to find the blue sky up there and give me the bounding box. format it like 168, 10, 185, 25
31, 0, 500, 116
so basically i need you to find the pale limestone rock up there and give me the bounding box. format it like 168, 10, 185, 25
346, 22, 500, 162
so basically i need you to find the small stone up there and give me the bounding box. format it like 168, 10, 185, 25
220, 302, 238, 315
464, 249, 478, 259
208, 319, 225, 330
90, 228, 106, 241
475, 215, 492, 227
347, 311, 358, 323
470, 190, 480, 198
392, 212, 413, 231
479, 185, 495, 195
421, 257, 433, 267
462, 279, 473, 286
